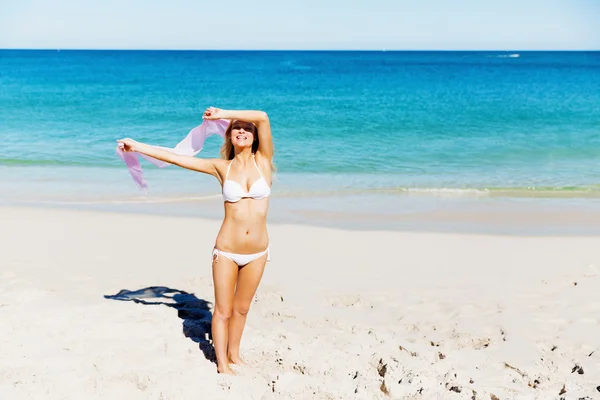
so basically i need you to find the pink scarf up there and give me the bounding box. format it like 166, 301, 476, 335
116, 119, 230, 190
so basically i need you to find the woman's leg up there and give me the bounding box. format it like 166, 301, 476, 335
227, 252, 268, 365
211, 252, 238, 374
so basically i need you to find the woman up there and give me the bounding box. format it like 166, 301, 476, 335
117, 107, 273, 375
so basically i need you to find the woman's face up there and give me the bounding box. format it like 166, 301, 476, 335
230, 120, 256, 149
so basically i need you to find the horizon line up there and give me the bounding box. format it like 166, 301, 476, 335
1, 48, 599, 52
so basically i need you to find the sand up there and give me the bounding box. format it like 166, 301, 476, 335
0, 206, 599, 399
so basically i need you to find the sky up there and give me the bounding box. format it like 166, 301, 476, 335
0, 0, 599, 50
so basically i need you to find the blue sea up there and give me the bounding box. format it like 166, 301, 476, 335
1, 50, 600, 233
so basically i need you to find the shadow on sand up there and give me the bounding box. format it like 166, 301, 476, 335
104, 286, 215, 362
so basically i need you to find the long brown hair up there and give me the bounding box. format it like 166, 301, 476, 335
220, 120, 276, 172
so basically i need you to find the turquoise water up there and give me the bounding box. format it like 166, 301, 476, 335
1, 50, 600, 210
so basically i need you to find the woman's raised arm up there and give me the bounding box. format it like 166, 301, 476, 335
117, 138, 221, 177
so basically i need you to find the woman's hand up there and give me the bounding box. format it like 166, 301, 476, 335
116, 138, 139, 152
202, 107, 226, 120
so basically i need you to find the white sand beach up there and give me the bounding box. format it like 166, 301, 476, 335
0, 206, 599, 399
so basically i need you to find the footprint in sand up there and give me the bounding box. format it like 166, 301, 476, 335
292, 362, 308, 375
329, 294, 361, 307
452, 333, 492, 350
254, 288, 284, 304
470, 337, 492, 350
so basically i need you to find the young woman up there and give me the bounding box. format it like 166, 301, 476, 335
117, 107, 274, 375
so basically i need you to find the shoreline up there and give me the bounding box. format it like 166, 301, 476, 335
4, 195, 600, 236
3, 162, 600, 236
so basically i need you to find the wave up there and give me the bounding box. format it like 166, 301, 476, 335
488, 53, 520, 59
0, 157, 118, 168
272, 185, 600, 199
10, 195, 221, 207
5, 186, 600, 209
397, 186, 600, 198
0, 158, 85, 167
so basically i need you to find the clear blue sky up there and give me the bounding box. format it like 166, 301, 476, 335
1, 0, 598, 50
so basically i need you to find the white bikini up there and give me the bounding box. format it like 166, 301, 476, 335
213, 155, 271, 266
221, 155, 271, 203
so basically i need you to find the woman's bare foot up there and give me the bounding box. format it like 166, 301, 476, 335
217, 365, 236, 375
228, 354, 246, 366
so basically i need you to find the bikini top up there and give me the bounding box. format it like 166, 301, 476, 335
222, 155, 271, 203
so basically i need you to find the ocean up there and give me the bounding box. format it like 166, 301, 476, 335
1, 50, 600, 233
